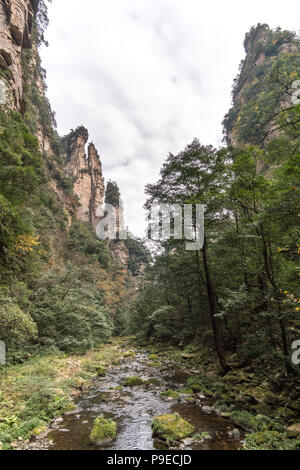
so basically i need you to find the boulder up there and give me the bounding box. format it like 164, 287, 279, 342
152, 413, 195, 445
287, 423, 300, 433
90, 417, 117, 447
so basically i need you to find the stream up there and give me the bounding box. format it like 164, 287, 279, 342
46, 350, 243, 450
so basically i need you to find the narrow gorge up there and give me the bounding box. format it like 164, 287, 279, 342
0, 0, 299, 453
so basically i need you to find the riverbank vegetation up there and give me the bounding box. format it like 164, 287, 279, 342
0, 339, 126, 450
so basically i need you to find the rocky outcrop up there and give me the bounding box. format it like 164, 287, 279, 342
109, 240, 129, 268
64, 127, 105, 229
224, 24, 300, 147
0, 0, 38, 109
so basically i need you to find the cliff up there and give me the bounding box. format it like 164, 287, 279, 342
223, 24, 300, 147
63, 127, 105, 229
0, 0, 126, 265
0, 0, 38, 110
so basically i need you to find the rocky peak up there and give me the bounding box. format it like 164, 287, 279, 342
223, 24, 300, 147
243, 23, 270, 54
63, 127, 105, 228
0, 1, 140, 271
64, 126, 89, 172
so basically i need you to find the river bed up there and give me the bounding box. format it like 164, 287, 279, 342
46, 350, 243, 450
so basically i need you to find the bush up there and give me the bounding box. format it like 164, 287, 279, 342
148, 306, 183, 342
0, 297, 37, 348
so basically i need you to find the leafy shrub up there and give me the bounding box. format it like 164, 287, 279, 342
148, 306, 183, 342
0, 297, 37, 348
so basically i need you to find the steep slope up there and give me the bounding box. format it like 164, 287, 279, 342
0, 0, 138, 357
0, 0, 124, 255
223, 24, 300, 148
0, 0, 37, 110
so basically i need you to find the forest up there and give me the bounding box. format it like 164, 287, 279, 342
0, 2, 299, 452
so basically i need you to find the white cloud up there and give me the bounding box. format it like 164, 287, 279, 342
41, 0, 300, 236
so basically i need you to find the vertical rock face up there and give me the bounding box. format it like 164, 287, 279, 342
109, 240, 129, 268
0, 0, 37, 109
224, 24, 300, 147
0, 1, 133, 268
64, 127, 105, 228
88, 143, 105, 227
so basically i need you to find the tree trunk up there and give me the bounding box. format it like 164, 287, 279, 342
258, 224, 293, 375
201, 238, 230, 372
279, 319, 294, 375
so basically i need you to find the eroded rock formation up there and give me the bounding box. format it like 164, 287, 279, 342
64, 127, 105, 229
0, 1, 135, 269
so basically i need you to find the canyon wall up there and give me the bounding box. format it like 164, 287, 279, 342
0, 0, 119, 260
224, 24, 300, 148
0, 0, 38, 110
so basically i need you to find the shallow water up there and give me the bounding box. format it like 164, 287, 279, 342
48, 351, 242, 450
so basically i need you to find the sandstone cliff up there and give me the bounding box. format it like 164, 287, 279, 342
0, 0, 38, 110
63, 127, 105, 229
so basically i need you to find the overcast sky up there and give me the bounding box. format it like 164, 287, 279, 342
41, 0, 300, 237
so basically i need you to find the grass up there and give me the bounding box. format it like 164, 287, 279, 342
0, 338, 126, 449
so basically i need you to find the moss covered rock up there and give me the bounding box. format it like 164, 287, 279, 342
288, 423, 300, 434
194, 431, 212, 441
97, 365, 107, 377
90, 417, 117, 447
123, 350, 135, 358
149, 361, 162, 367
123, 376, 145, 387
160, 390, 179, 401
149, 354, 159, 360
152, 413, 195, 444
